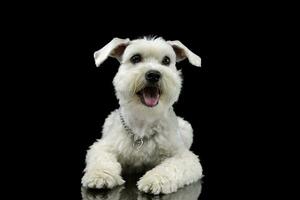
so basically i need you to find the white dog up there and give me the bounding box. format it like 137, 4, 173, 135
82, 37, 203, 194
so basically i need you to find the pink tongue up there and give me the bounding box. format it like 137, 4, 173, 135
143, 93, 159, 107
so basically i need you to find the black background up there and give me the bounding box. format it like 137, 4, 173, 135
4, 2, 279, 200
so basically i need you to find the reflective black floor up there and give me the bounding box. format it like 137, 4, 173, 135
81, 175, 206, 200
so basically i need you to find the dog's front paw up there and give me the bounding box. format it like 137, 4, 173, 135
137, 172, 178, 194
82, 170, 125, 189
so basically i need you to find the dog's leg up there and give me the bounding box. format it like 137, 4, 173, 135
137, 149, 202, 194
82, 141, 125, 189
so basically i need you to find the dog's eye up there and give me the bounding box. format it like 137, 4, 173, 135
130, 54, 142, 64
162, 56, 170, 66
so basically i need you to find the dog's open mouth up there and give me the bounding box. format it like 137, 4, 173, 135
137, 86, 161, 107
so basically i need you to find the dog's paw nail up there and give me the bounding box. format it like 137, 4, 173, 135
87, 182, 95, 188
138, 182, 149, 193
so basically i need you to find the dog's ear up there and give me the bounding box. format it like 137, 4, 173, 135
94, 38, 130, 67
167, 40, 201, 67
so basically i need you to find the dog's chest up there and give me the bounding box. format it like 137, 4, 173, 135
117, 139, 168, 170
117, 126, 171, 169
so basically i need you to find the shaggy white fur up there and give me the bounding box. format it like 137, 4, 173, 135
82, 37, 203, 194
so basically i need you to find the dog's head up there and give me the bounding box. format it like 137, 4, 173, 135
94, 37, 201, 112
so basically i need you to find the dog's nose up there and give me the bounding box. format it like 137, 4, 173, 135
145, 70, 161, 83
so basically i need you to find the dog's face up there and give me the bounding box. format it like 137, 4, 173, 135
113, 38, 182, 109
94, 37, 201, 111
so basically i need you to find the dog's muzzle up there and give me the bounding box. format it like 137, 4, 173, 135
136, 70, 161, 107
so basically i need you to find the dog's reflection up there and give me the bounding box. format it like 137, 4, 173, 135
81, 177, 202, 200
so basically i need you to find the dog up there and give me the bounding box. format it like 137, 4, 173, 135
82, 37, 203, 194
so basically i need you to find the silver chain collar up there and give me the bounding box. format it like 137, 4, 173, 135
119, 110, 144, 150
